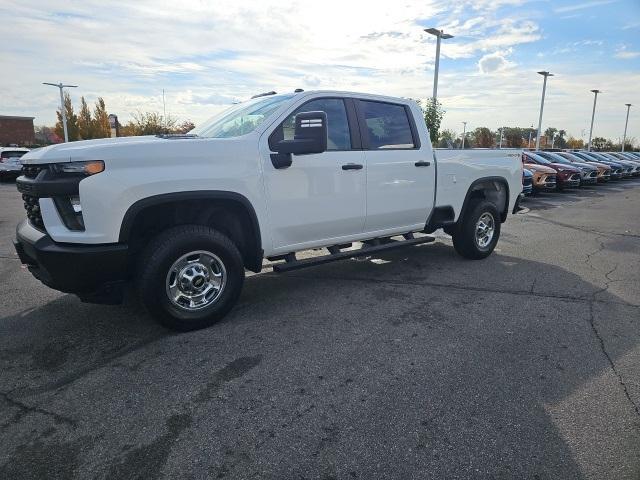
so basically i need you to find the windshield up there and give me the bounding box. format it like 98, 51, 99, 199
190, 94, 295, 138
538, 152, 569, 164
526, 152, 551, 165
1, 150, 27, 159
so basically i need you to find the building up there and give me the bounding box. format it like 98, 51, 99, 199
0, 115, 35, 146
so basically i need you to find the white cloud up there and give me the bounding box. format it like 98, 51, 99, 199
553, 0, 617, 14
614, 45, 640, 59
615, 51, 640, 59
478, 52, 513, 73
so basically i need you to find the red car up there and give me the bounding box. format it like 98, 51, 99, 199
523, 151, 581, 190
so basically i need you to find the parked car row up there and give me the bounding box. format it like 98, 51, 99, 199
521, 150, 640, 196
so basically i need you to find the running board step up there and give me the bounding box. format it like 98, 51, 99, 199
272, 235, 435, 273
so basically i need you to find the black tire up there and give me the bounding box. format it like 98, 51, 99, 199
137, 224, 245, 331
451, 200, 501, 260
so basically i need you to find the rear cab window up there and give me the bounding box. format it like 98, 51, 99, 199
357, 100, 417, 150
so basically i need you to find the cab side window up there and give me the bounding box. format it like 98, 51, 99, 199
270, 98, 351, 151
359, 100, 415, 150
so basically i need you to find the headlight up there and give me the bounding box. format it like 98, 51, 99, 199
51, 160, 104, 175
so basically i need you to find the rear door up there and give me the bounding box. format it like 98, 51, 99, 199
261, 97, 366, 251
355, 99, 434, 233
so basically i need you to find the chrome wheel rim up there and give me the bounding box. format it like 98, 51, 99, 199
475, 212, 495, 249
165, 250, 226, 311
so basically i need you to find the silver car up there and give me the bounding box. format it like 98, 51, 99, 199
0, 147, 29, 180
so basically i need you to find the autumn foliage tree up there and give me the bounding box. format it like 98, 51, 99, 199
55, 92, 79, 141
78, 97, 94, 140
92, 97, 111, 138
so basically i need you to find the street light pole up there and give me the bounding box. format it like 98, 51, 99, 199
43, 82, 78, 142
528, 124, 533, 148
622, 103, 632, 152
535, 71, 553, 151
461, 121, 467, 149
587, 89, 601, 152
498, 127, 504, 149
424, 28, 454, 102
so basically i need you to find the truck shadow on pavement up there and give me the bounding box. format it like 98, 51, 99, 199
0, 242, 638, 479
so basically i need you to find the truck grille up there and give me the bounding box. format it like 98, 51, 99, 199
22, 194, 45, 231
22, 164, 47, 179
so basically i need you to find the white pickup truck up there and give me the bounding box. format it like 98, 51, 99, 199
14, 90, 521, 331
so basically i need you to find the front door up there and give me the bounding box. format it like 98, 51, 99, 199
261, 97, 366, 252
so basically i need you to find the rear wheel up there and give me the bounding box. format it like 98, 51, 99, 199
452, 200, 501, 260
137, 225, 245, 331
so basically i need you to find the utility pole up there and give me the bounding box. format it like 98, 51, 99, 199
498, 127, 504, 149
43, 82, 78, 142
461, 121, 467, 149
162, 89, 167, 131
424, 28, 454, 102
535, 71, 553, 151
587, 89, 601, 152
622, 103, 632, 152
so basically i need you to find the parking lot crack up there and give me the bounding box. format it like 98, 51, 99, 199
0, 391, 77, 428
586, 301, 640, 419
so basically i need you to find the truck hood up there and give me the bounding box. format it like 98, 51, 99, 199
549, 163, 581, 173
21, 136, 162, 164
523, 162, 556, 174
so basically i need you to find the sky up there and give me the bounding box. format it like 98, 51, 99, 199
1, 0, 639, 141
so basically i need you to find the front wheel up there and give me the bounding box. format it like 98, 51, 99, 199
451, 200, 501, 260
137, 225, 245, 331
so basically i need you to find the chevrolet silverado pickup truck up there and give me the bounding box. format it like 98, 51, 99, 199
14, 90, 521, 331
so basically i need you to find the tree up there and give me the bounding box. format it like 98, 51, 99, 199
92, 97, 111, 138
54, 92, 79, 141
591, 137, 614, 151
437, 129, 457, 148
472, 127, 494, 148
555, 129, 567, 149
34, 125, 54, 145
566, 137, 584, 149
503, 127, 525, 148
78, 97, 94, 140
120, 111, 177, 136
544, 127, 558, 147
416, 98, 445, 144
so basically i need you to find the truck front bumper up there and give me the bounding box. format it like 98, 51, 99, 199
14, 220, 129, 304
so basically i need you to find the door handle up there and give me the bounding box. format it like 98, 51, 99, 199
342, 163, 363, 170
415, 161, 431, 167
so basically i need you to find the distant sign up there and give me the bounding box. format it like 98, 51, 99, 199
108, 114, 118, 128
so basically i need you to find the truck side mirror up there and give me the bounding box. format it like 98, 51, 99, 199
275, 111, 328, 155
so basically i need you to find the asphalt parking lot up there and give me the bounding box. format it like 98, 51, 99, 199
1, 179, 639, 479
